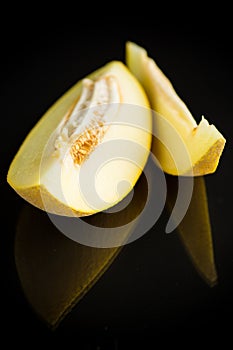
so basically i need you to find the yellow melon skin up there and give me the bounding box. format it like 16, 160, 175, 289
126, 41, 226, 176
7, 61, 152, 216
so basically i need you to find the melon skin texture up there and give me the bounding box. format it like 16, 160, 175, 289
126, 41, 226, 176
7, 61, 152, 216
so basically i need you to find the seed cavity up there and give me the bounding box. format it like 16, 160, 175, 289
70, 122, 105, 165
53, 75, 120, 165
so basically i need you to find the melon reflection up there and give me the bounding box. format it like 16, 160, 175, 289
166, 175, 217, 287
14, 167, 217, 330
14, 172, 148, 329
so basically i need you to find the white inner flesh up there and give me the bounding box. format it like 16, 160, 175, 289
41, 75, 138, 213
41, 74, 151, 214
52, 76, 120, 162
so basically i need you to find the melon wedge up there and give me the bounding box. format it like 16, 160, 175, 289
7, 61, 152, 216
126, 41, 226, 176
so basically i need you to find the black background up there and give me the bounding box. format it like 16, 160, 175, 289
1, 10, 233, 348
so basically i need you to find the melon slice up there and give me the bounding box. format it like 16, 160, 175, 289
7, 61, 152, 216
126, 41, 226, 176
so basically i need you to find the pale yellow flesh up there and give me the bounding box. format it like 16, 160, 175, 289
7, 61, 152, 215
126, 41, 226, 176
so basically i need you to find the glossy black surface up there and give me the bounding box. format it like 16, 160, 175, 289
1, 16, 232, 348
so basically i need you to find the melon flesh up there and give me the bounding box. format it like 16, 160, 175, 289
7, 61, 152, 216
126, 41, 226, 176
